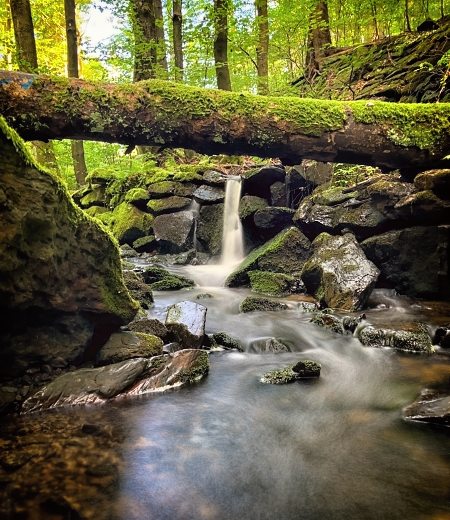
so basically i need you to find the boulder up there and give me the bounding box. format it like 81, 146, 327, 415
122, 270, 154, 309
211, 332, 243, 351
127, 318, 169, 341
132, 235, 157, 253
165, 301, 207, 348
142, 265, 195, 290
202, 169, 226, 186
22, 350, 209, 413
413, 169, 450, 200
361, 226, 450, 299
197, 204, 224, 255
403, 388, 450, 425
270, 181, 287, 206
239, 296, 288, 313
242, 165, 285, 199
301, 233, 379, 311
193, 185, 225, 205
110, 202, 153, 244
293, 160, 333, 187
310, 311, 344, 334
261, 359, 321, 384
153, 211, 195, 253
148, 180, 196, 198
248, 270, 296, 297
225, 227, 311, 287
357, 324, 433, 353
146, 196, 192, 215
239, 195, 268, 220
96, 331, 163, 366
0, 118, 137, 381
253, 207, 295, 237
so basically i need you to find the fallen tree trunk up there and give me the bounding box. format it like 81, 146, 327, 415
0, 70, 449, 171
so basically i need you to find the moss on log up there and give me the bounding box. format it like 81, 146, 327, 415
0, 71, 449, 170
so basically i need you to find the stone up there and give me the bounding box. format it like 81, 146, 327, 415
413, 169, 450, 199
301, 233, 379, 311
239, 296, 288, 313
292, 360, 322, 377
128, 318, 169, 341
110, 202, 154, 244
239, 195, 268, 220
120, 244, 138, 258
212, 332, 243, 351
433, 326, 450, 348
79, 186, 106, 209
403, 388, 450, 425
248, 270, 296, 297
261, 359, 321, 384
203, 169, 226, 186
253, 207, 295, 237
153, 211, 195, 253
122, 270, 154, 309
293, 160, 333, 187
146, 196, 192, 215
132, 235, 157, 253
310, 312, 344, 334
270, 181, 287, 206
0, 119, 137, 381
165, 301, 207, 348
197, 204, 224, 255
225, 227, 311, 287
249, 337, 290, 353
163, 342, 183, 353
242, 165, 285, 199
358, 324, 433, 353
22, 350, 209, 412
193, 185, 225, 204
148, 181, 196, 198
361, 226, 450, 299
96, 332, 163, 366
124, 187, 150, 209
84, 206, 109, 219
142, 265, 195, 290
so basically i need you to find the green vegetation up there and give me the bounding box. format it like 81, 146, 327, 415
239, 296, 288, 313
248, 270, 296, 297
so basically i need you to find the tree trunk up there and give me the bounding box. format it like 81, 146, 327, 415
9, 0, 37, 71
405, 0, 412, 32
306, 0, 332, 82
1, 71, 449, 173
255, 0, 269, 95
64, 0, 88, 185
154, 0, 168, 76
213, 0, 232, 91
130, 0, 157, 81
172, 0, 183, 81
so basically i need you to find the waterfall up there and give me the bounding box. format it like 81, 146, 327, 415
221, 176, 244, 265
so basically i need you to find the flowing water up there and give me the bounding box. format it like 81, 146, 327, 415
221, 176, 244, 266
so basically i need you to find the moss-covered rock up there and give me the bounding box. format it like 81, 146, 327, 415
128, 318, 169, 341
84, 206, 109, 218
414, 169, 450, 200
124, 187, 150, 209
110, 202, 154, 244
358, 324, 433, 353
148, 180, 196, 198
301, 233, 379, 311
239, 195, 268, 220
225, 227, 311, 287
197, 203, 224, 255
96, 331, 163, 366
79, 186, 106, 209
239, 296, 288, 313
248, 270, 296, 297
261, 359, 321, 384
142, 265, 195, 291
203, 169, 226, 186
211, 332, 243, 351
310, 311, 344, 334
147, 196, 192, 215
132, 235, 157, 253
122, 270, 154, 309
292, 360, 321, 377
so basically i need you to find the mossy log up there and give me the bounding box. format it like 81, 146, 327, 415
0, 70, 449, 171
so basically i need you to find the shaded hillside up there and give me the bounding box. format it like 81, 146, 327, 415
295, 17, 450, 102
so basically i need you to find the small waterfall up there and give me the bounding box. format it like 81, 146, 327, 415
189, 200, 201, 255
221, 176, 244, 265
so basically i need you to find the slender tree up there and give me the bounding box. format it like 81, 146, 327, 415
64, 0, 88, 186
305, 0, 331, 81
172, 0, 183, 81
213, 0, 232, 90
130, 0, 157, 80
255, 0, 269, 95
154, 0, 168, 75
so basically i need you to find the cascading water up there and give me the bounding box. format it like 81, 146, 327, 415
220, 176, 244, 266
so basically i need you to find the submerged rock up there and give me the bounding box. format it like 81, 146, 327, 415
22, 350, 209, 413
153, 211, 195, 253
239, 296, 289, 313
301, 233, 379, 311
212, 332, 243, 351
249, 337, 290, 353
165, 301, 207, 348
226, 227, 311, 287
310, 312, 344, 334
142, 265, 195, 291
96, 331, 163, 366
261, 359, 321, 384
403, 388, 450, 425
358, 324, 433, 353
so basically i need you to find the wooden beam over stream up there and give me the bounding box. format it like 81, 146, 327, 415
0, 70, 449, 171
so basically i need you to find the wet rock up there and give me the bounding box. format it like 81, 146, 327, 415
239, 296, 288, 313
248, 270, 296, 297
310, 311, 344, 334
197, 203, 224, 255
242, 165, 285, 199
163, 342, 183, 353
212, 332, 243, 351
132, 235, 157, 253
293, 160, 333, 187
203, 169, 226, 186
254, 207, 295, 237
196, 293, 213, 300
292, 360, 321, 377
250, 337, 290, 353
270, 181, 287, 206
147, 196, 192, 215
110, 202, 154, 245
96, 332, 163, 366
358, 324, 433, 353
226, 227, 311, 287
239, 195, 268, 220
193, 185, 225, 205
361, 226, 450, 299
433, 326, 450, 348
165, 301, 207, 348
153, 211, 195, 253
127, 318, 169, 341
261, 359, 321, 384
148, 180, 196, 198
301, 233, 379, 311
122, 270, 154, 309
342, 315, 365, 333
298, 301, 319, 312
413, 169, 450, 200
173, 249, 197, 265
142, 265, 195, 290
0, 387, 17, 413
403, 388, 450, 425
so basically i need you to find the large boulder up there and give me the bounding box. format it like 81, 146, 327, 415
96, 331, 163, 366
225, 227, 311, 287
153, 211, 195, 253
0, 118, 137, 381
165, 301, 207, 348
361, 226, 450, 299
253, 207, 295, 237
242, 165, 285, 198
197, 203, 224, 255
301, 233, 379, 311
110, 202, 153, 244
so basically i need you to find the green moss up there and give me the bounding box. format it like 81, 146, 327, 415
132, 235, 156, 252
239, 296, 288, 313
150, 275, 195, 291
147, 196, 191, 214
261, 367, 298, 384
84, 206, 109, 218
179, 351, 209, 384
239, 195, 268, 219
110, 202, 154, 244
125, 187, 149, 203
134, 332, 164, 355
311, 185, 357, 206
212, 332, 243, 351
248, 270, 295, 297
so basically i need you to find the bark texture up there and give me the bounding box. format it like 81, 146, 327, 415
256, 0, 269, 95
9, 0, 37, 71
213, 0, 232, 90
172, 0, 183, 81
306, 0, 332, 81
0, 71, 449, 171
